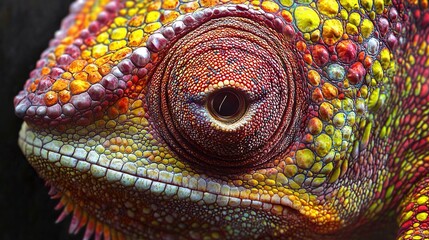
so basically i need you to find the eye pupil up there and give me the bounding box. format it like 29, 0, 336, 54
209, 89, 245, 121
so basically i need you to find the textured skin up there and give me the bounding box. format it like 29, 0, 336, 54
13, 0, 429, 239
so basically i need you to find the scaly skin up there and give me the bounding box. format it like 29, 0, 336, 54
13, 0, 429, 239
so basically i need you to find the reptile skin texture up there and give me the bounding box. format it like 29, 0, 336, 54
13, 0, 429, 239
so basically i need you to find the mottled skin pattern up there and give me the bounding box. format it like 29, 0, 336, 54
13, 0, 429, 239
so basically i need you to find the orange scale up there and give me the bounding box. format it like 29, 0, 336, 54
358, 51, 366, 62
297, 41, 307, 52
147, 1, 162, 11
162, 0, 179, 9
54, 45, 67, 57
69, 60, 88, 73
161, 11, 180, 24
88, 72, 102, 84
59, 90, 71, 103
116, 97, 129, 114
179, 2, 200, 13
52, 79, 70, 91
70, 80, 91, 95
107, 106, 120, 119
62, 72, 73, 80
312, 88, 324, 102
98, 64, 112, 76
44, 91, 58, 106
29, 82, 38, 93
74, 72, 89, 81
41, 67, 51, 76
304, 54, 313, 65
281, 10, 293, 23
308, 71, 321, 86
261, 1, 280, 13
94, 54, 112, 66
364, 56, 373, 68
111, 47, 132, 61
129, 16, 144, 27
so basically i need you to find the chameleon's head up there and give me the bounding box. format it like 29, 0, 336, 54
14, 0, 399, 238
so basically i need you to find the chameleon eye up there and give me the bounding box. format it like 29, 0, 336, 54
148, 13, 305, 173
207, 88, 246, 123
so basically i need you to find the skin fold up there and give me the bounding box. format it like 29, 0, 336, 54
13, 0, 429, 239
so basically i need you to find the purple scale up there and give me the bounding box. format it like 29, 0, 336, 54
378, 18, 389, 36
93, 105, 103, 113
248, 9, 259, 16
162, 27, 175, 40
36, 59, 47, 68
227, 6, 237, 12
118, 59, 135, 75
122, 75, 132, 82
57, 54, 74, 66
14, 92, 25, 105
55, 28, 65, 38
30, 69, 38, 78
265, 13, 275, 20
97, 11, 109, 24
28, 94, 44, 105
172, 21, 186, 34
218, 6, 228, 14
101, 100, 109, 108
77, 117, 91, 126
147, 33, 168, 52
73, 38, 83, 46
112, 66, 124, 78
114, 89, 124, 97
105, 2, 119, 13
50, 67, 65, 78
65, 45, 81, 58
203, 8, 213, 18
104, 91, 115, 101
284, 25, 295, 38
82, 110, 93, 119
79, 29, 90, 39
15, 99, 31, 118
118, 80, 127, 90
26, 106, 37, 117
137, 68, 148, 78
88, 22, 100, 33
43, 48, 55, 58
70, 92, 92, 110
37, 78, 53, 93
130, 47, 151, 67
50, 38, 62, 48
236, 4, 249, 10
193, 11, 206, 21
61, 15, 75, 31
24, 80, 33, 90
101, 74, 119, 90
70, 0, 85, 13
389, 8, 398, 21
386, 33, 398, 48
273, 18, 285, 33
49, 120, 61, 126
47, 104, 62, 119
62, 103, 76, 116
36, 106, 47, 116
88, 84, 106, 101
395, 23, 402, 33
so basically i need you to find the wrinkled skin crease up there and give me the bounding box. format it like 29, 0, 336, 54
13, 0, 429, 239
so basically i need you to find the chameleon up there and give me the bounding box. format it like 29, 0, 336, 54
13, 0, 429, 239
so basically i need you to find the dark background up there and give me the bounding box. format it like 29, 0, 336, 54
0, 1, 399, 240
0, 0, 83, 239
